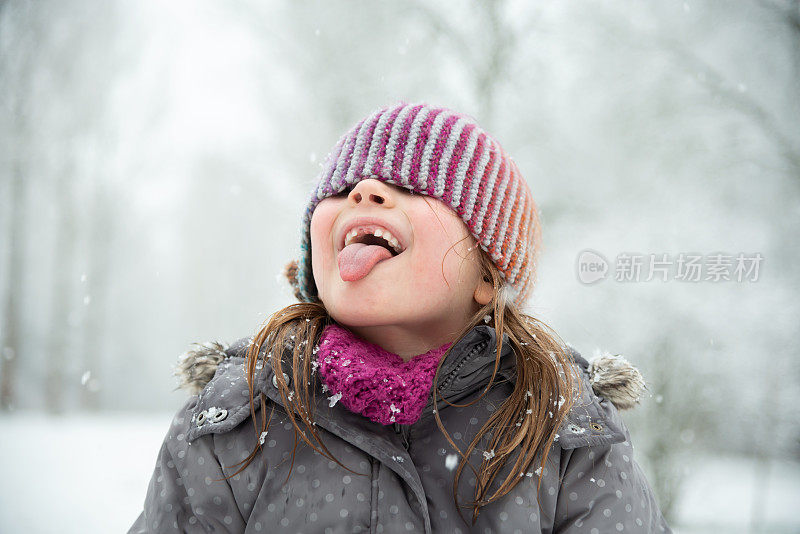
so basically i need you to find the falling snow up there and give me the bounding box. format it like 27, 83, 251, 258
0, 1, 788, 530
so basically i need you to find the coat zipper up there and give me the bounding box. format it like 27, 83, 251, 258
393, 422, 411, 449
437, 340, 489, 393
392, 339, 490, 446
423, 340, 489, 414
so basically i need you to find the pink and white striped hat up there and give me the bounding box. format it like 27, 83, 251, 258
291, 101, 541, 308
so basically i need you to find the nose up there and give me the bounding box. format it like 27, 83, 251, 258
347, 179, 396, 208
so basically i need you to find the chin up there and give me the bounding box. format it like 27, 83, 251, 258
327, 300, 402, 328
322, 292, 397, 326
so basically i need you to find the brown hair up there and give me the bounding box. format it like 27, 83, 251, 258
222, 249, 577, 528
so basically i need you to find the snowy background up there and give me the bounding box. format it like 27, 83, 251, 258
1, 0, 799, 532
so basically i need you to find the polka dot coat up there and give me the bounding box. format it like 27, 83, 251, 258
128, 325, 672, 533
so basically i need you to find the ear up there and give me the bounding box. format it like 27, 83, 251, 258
473, 278, 494, 306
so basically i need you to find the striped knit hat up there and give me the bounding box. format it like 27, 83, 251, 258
289, 101, 541, 308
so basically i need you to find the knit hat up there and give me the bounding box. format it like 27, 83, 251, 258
288, 101, 542, 308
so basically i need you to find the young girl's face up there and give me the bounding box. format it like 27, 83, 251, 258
310, 178, 486, 348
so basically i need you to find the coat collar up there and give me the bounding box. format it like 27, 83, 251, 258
177, 325, 645, 450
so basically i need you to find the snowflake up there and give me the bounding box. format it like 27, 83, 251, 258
327, 392, 342, 407
483, 449, 495, 460
259, 431, 268, 445
445, 454, 458, 471
535, 466, 543, 476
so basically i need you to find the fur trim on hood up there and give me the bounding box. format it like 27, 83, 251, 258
173, 339, 648, 411
585, 351, 648, 410
173, 341, 230, 395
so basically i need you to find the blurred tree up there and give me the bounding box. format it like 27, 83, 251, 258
0, 1, 37, 412
0, 1, 124, 412
402, 0, 530, 129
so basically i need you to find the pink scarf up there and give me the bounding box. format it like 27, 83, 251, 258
315, 323, 452, 425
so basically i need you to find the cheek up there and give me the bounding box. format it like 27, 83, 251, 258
412, 209, 475, 289
309, 202, 340, 280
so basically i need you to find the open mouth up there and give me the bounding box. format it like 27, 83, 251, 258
343, 226, 405, 256
337, 224, 407, 282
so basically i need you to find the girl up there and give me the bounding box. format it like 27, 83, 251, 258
129, 102, 672, 533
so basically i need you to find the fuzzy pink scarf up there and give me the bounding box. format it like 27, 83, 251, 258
315, 323, 452, 425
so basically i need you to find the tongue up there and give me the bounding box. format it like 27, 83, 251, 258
337, 242, 393, 282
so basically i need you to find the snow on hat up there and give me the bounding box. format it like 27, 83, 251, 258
287, 101, 541, 308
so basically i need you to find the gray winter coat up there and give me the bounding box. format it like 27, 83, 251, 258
129, 325, 672, 533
